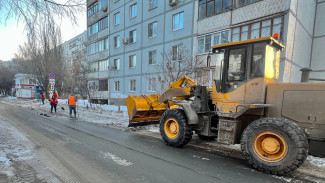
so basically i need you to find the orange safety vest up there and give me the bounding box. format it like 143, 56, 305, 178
50, 98, 58, 104
68, 96, 76, 106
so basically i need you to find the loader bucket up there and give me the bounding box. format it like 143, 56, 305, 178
124, 94, 168, 126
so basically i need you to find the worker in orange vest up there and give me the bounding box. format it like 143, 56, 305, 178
68, 93, 77, 118
49, 95, 58, 113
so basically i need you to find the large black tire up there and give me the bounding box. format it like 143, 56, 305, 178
160, 109, 193, 147
241, 118, 308, 175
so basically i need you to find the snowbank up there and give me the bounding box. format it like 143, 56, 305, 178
58, 99, 127, 112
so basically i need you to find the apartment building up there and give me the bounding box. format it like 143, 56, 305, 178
86, 0, 324, 104
197, 0, 323, 83
62, 31, 87, 67
107, 0, 196, 104
86, 0, 110, 104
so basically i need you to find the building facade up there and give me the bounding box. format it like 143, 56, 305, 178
86, 0, 110, 104
14, 73, 37, 99
61, 31, 87, 67
86, 0, 324, 104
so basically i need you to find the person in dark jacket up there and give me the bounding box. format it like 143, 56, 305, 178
49, 95, 58, 113
41, 93, 45, 104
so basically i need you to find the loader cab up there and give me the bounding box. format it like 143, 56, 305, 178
208, 37, 284, 93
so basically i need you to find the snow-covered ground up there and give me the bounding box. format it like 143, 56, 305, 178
0, 113, 62, 182
1, 97, 325, 181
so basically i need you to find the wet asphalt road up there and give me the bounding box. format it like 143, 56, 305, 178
0, 102, 295, 183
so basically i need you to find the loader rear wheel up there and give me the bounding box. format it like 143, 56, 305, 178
160, 109, 193, 147
241, 118, 308, 175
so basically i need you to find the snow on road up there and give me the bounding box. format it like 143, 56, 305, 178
0, 113, 61, 182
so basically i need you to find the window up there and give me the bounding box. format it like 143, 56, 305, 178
115, 81, 120, 92
235, 0, 262, 8
99, 60, 109, 71
148, 22, 157, 38
89, 62, 98, 72
98, 38, 109, 52
114, 59, 120, 70
87, 42, 98, 54
129, 80, 136, 92
87, 2, 98, 17
251, 43, 265, 77
148, 78, 156, 92
231, 16, 283, 42
114, 36, 120, 48
148, 50, 157, 64
149, 0, 158, 10
173, 12, 184, 31
228, 48, 246, 81
130, 4, 137, 19
129, 30, 136, 43
250, 22, 260, 39
99, 79, 108, 91
98, 0, 108, 10
98, 16, 108, 31
198, 30, 230, 54
114, 12, 120, 25
129, 55, 136, 68
199, 0, 232, 20
172, 45, 182, 61
88, 22, 98, 36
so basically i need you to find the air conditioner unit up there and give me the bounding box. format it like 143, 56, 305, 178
123, 38, 129, 44
169, 0, 178, 6
102, 6, 108, 12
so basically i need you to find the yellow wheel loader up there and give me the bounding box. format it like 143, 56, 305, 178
125, 36, 325, 175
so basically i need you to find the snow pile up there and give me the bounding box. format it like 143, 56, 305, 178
58, 99, 127, 112
307, 156, 325, 168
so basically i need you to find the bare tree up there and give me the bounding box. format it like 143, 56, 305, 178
16, 20, 68, 98
0, 63, 15, 96
66, 47, 89, 99
155, 45, 208, 93
0, 0, 84, 33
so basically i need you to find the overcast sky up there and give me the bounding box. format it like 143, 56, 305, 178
0, 9, 86, 61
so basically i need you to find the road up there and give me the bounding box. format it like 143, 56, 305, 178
0, 102, 317, 183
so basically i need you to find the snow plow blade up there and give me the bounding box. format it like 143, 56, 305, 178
124, 75, 197, 127
124, 94, 168, 126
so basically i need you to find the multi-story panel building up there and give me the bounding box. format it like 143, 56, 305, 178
86, 0, 324, 104
107, 0, 197, 104
86, 0, 109, 104
197, 0, 322, 83
61, 31, 87, 67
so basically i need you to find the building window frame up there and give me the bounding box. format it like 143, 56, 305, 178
114, 35, 120, 48
114, 12, 120, 26
129, 55, 136, 68
198, 0, 232, 20
172, 12, 184, 31
114, 81, 120, 92
129, 80, 136, 92
172, 44, 183, 62
197, 29, 230, 54
234, 0, 263, 9
148, 78, 157, 92
87, 2, 98, 17
129, 30, 137, 44
231, 16, 283, 42
148, 21, 157, 38
114, 58, 120, 70
148, 50, 157, 65
130, 3, 137, 19
149, 0, 158, 10
99, 79, 108, 91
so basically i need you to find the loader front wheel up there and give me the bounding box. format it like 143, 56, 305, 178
241, 118, 308, 175
160, 109, 193, 147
